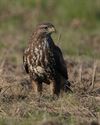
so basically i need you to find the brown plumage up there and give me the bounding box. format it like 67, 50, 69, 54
23, 22, 70, 96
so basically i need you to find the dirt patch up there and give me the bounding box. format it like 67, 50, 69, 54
0, 57, 100, 124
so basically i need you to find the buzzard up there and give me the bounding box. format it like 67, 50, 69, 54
23, 22, 70, 96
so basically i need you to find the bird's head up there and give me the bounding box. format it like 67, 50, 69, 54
36, 22, 56, 35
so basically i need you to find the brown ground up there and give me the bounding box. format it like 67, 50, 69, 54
0, 56, 100, 125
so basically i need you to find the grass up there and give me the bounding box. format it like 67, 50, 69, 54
0, 42, 5, 49
0, 0, 100, 59
0, 115, 77, 125
0, 57, 100, 125
0, 0, 100, 125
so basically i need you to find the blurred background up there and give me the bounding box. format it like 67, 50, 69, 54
0, 0, 100, 64
0, 1, 100, 125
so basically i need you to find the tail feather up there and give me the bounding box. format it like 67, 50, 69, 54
64, 81, 73, 93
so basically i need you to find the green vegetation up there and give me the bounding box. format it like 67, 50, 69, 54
0, 0, 100, 125
0, 0, 100, 59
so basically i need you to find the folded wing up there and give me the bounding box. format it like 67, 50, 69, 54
53, 45, 68, 80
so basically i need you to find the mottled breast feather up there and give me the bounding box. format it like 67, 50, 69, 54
23, 24, 68, 82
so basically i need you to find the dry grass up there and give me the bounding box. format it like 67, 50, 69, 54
0, 56, 100, 125
0, 1, 100, 124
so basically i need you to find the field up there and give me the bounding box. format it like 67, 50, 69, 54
0, 0, 100, 125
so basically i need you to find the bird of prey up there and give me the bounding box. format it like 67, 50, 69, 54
23, 22, 70, 96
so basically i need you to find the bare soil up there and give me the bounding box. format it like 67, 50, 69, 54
0, 56, 100, 125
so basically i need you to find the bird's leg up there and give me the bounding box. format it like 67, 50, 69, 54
31, 80, 42, 95
50, 79, 60, 97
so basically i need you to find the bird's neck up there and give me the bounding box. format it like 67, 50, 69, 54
46, 34, 55, 46
29, 32, 55, 48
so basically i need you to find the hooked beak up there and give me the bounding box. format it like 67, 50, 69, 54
48, 27, 56, 33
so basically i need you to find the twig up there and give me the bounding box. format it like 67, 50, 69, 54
0, 107, 7, 116
57, 32, 61, 46
0, 59, 5, 74
0, 86, 11, 96
58, 33, 61, 43
89, 60, 97, 92
78, 62, 82, 83
0, 84, 18, 96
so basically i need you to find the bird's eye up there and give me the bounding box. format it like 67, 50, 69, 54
45, 27, 48, 29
